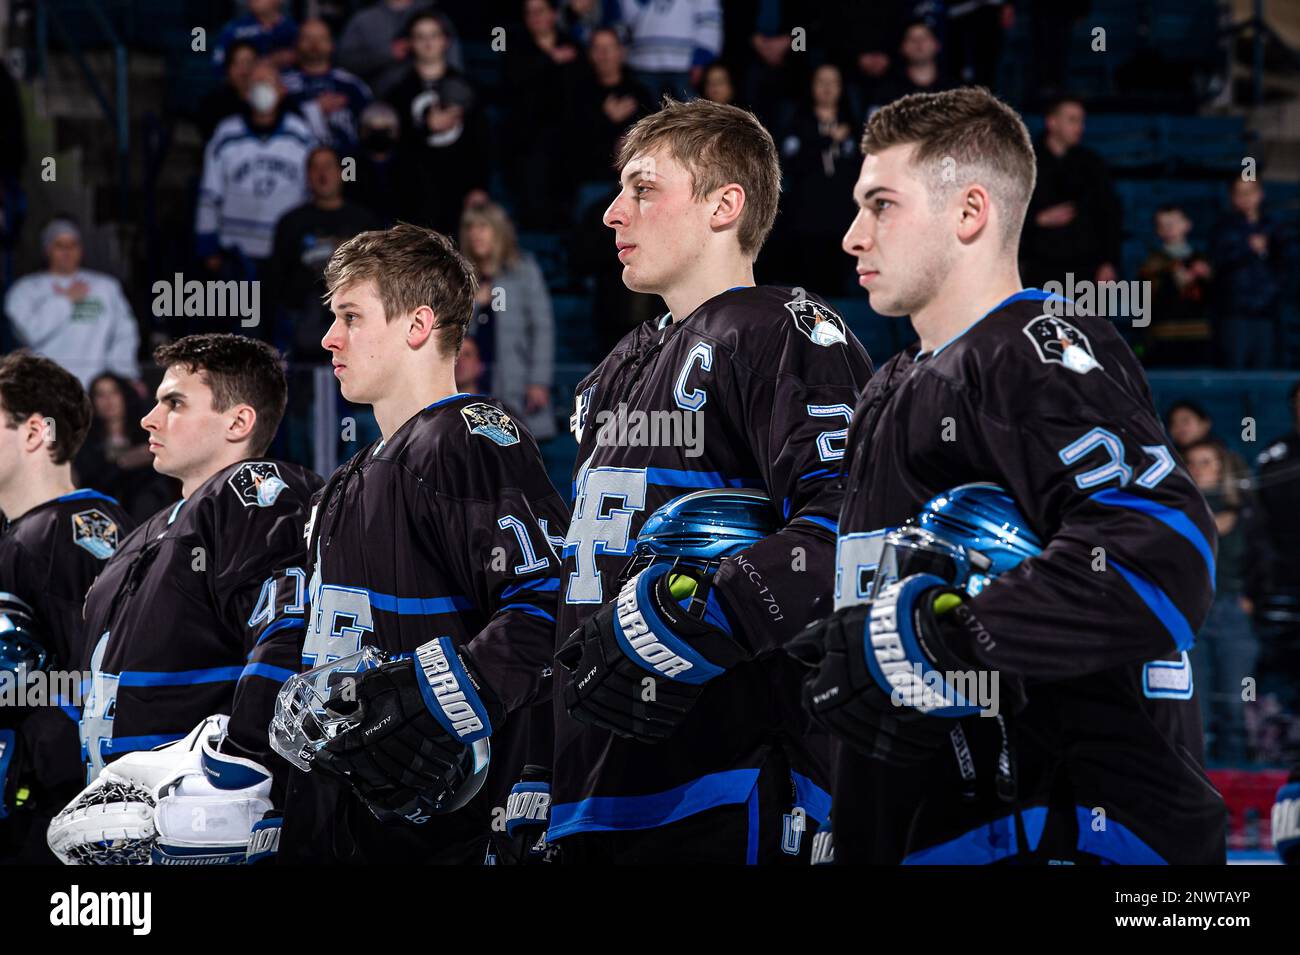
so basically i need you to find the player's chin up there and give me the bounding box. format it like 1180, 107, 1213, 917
864, 290, 909, 318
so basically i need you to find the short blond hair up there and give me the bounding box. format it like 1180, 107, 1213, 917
617, 97, 780, 256
323, 223, 478, 356
862, 87, 1036, 246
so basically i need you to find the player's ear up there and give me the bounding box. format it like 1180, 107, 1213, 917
711, 182, 746, 231
20, 412, 46, 452
228, 404, 258, 445
407, 304, 437, 349
956, 184, 991, 243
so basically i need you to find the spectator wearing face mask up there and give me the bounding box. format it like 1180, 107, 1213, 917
196, 59, 315, 282
345, 101, 405, 225
197, 39, 260, 141
281, 18, 373, 152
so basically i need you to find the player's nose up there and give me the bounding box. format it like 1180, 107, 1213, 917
140, 405, 161, 432
602, 191, 628, 230
321, 318, 343, 352
841, 209, 873, 257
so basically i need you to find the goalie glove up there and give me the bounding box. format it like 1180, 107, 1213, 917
555, 563, 748, 743
46, 714, 224, 865
314, 637, 501, 825
788, 575, 1015, 766
150, 739, 275, 865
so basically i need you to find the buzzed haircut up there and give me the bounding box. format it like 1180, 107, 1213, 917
860, 86, 1037, 247
0, 351, 92, 464
322, 222, 478, 356
616, 96, 781, 256
152, 334, 288, 455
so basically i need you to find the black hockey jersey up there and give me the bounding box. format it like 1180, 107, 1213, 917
551, 285, 873, 841
0, 491, 134, 825
831, 288, 1226, 864
79, 459, 321, 786
278, 393, 570, 864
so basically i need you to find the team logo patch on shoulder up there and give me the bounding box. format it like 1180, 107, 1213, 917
570, 384, 596, 441
784, 297, 847, 347
228, 461, 288, 508
71, 509, 119, 559
1023, 314, 1102, 374
461, 402, 519, 447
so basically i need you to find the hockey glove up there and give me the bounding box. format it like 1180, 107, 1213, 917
315, 637, 503, 824
788, 574, 1008, 765
555, 563, 748, 742
1274, 774, 1300, 865
493, 764, 552, 865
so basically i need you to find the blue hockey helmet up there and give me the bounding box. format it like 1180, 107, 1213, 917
872, 484, 1042, 600
618, 488, 779, 607
0, 591, 46, 676
919, 483, 1042, 580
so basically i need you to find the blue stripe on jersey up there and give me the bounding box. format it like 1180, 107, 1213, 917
926, 288, 1071, 358
1073, 806, 1167, 864
252, 615, 303, 649
501, 578, 561, 599
1112, 560, 1198, 652
902, 806, 1048, 864
1091, 488, 1216, 580
793, 515, 837, 534
118, 666, 243, 687
792, 772, 832, 826
745, 785, 760, 865
798, 468, 840, 482
500, 603, 555, 622
56, 488, 121, 506
365, 591, 474, 615
108, 733, 187, 756
548, 768, 760, 839
240, 662, 297, 684
562, 540, 636, 559
646, 468, 764, 490
425, 391, 474, 410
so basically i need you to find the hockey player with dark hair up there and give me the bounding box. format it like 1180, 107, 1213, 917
791, 87, 1226, 864
48, 334, 321, 865
549, 97, 873, 863
273, 223, 569, 864
0, 352, 135, 863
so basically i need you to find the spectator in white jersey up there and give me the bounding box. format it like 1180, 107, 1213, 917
196, 59, 314, 282
4, 217, 140, 387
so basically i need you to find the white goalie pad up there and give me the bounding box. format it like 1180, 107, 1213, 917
46, 714, 228, 865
